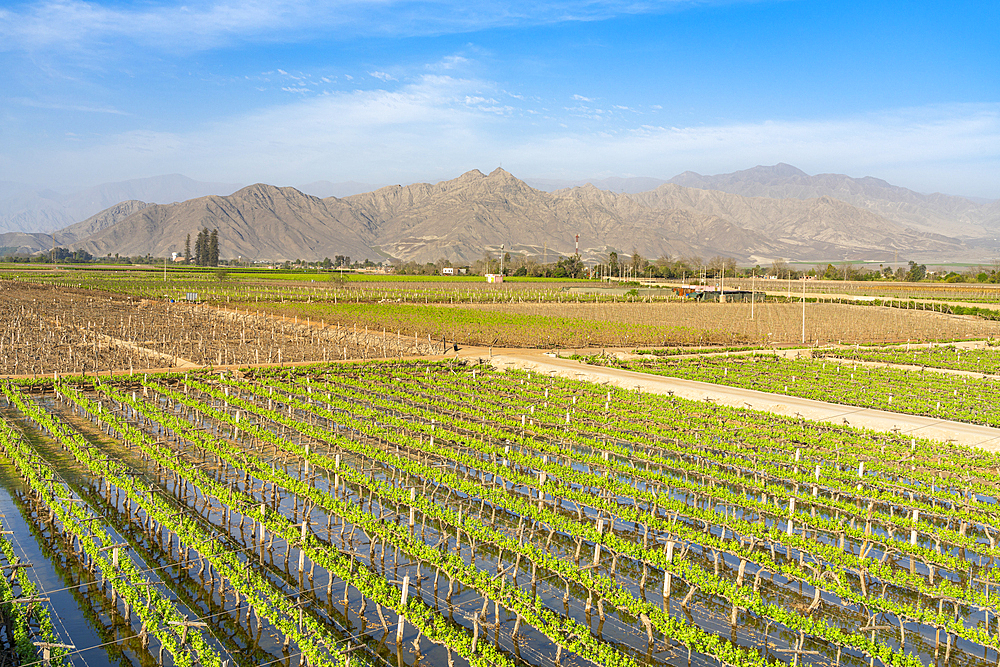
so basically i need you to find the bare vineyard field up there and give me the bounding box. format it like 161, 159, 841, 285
2, 361, 1000, 667
248, 299, 1000, 350
456, 301, 1000, 346
0, 282, 436, 376
9, 269, 1000, 350
8, 279, 994, 376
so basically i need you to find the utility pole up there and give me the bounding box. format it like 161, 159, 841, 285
500, 244, 504, 276
750, 271, 755, 321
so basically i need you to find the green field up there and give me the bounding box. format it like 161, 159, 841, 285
575, 351, 1000, 427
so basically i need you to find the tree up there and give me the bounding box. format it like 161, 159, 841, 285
554, 254, 585, 279
184, 234, 191, 264
631, 251, 644, 274
905, 260, 926, 282
194, 229, 205, 266
208, 229, 219, 266
607, 251, 619, 276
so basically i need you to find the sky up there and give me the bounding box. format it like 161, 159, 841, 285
1, 0, 998, 197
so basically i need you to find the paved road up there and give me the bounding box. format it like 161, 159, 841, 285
485, 351, 1000, 452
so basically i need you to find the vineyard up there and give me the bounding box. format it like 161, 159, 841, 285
575, 352, 1000, 428
816, 344, 1000, 375
258, 300, 1000, 349
0, 283, 439, 376
7, 272, 1000, 360
3, 269, 594, 305
0, 360, 998, 666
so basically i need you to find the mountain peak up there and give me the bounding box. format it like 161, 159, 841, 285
746, 163, 808, 178
233, 183, 306, 198
488, 167, 514, 179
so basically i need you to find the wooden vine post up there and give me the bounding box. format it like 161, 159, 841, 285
396, 575, 410, 644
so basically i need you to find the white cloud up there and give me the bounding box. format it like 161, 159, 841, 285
513, 104, 1000, 196
437, 55, 469, 70
368, 71, 397, 82
4, 85, 998, 198
0, 1, 714, 57
9, 74, 510, 185
12, 97, 128, 115
0, 0, 293, 54
572, 94, 595, 102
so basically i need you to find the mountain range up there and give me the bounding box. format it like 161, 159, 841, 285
0, 174, 243, 235
0, 174, 383, 236
1, 165, 997, 265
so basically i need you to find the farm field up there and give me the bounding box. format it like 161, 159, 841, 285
6, 274, 1000, 380
4, 267, 592, 305
0, 282, 437, 376
7, 269, 1000, 354
10, 266, 1000, 311
1, 360, 1000, 667
575, 352, 1000, 428
258, 300, 1000, 349
817, 345, 1000, 375
714, 278, 1000, 305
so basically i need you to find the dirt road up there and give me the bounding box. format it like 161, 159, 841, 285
485, 350, 1000, 451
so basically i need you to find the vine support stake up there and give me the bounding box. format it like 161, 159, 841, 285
396, 575, 409, 644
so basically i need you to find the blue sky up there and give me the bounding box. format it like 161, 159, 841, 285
1, 0, 998, 196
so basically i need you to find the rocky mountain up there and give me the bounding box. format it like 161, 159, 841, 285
0, 175, 242, 234
667, 164, 999, 237
60, 168, 968, 265
57, 200, 152, 243
630, 184, 964, 260
0, 231, 57, 257
346, 170, 781, 264
75, 184, 379, 262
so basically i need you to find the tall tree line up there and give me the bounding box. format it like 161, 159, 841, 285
192, 228, 219, 266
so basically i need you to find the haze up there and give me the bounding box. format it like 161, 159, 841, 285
1, 0, 998, 198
